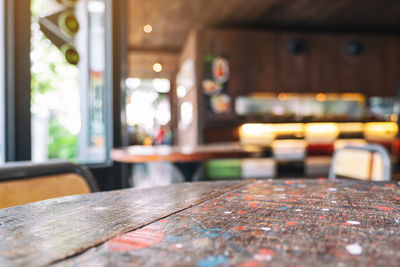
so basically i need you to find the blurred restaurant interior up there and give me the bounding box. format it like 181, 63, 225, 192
1, 0, 400, 191
3, 0, 400, 266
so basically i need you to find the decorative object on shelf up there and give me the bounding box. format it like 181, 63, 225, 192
203, 54, 230, 114
202, 80, 222, 95
287, 38, 305, 55
210, 93, 231, 114
346, 40, 364, 56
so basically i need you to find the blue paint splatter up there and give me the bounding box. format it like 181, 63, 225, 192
165, 236, 183, 242
197, 255, 228, 267
281, 206, 290, 211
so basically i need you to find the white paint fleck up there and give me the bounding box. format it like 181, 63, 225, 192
295, 209, 302, 212
175, 244, 183, 249
94, 207, 107, 211
224, 211, 232, 214
331, 201, 337, 203
346, 221, 361, 225
261, 227, 271, 232
345, 243, 363, 255
254, 254, 273, 261
273, 188, 285, 191
328, 188, 337, 192
278, 196, 287, 199
298, 184, 306, 188
322, 208, 330, 211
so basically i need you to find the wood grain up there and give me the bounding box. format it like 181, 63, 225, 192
0, 181, 248, 266
57, 179, 400, 267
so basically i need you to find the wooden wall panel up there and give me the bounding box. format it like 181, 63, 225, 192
177, 29, 400, 144
309, 34, 341, 92
383, 38, 400, 96
277, 33, 312, 92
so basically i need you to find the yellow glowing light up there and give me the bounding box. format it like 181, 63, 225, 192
337, 123, 364, 134
278, 93, 289, 101
239, 124, 275, 146
305, 123, 340, 144
364, 122, 398, 142
316, 93, 326, 102
340, 93, 365, 102
274, 123, 304, 137
152, 63, 162, 73
143, 24, 152, 33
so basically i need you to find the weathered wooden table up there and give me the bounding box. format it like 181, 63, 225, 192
111, 143, 263, 186
1, 179, 400, 266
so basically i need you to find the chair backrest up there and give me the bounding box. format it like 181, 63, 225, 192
0, 160, 99, 209
329, 144, 391, 181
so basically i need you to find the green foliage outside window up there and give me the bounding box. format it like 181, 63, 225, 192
31, 0, 79, 160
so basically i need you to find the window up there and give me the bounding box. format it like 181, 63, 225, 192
30, 0, 112, 164
0, 0, 5, 163
125, 78, 172, 145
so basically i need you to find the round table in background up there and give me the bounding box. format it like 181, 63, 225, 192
111, 142, 263, 186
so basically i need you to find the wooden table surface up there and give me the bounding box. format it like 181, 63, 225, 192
111, 143, 263, 163
2, 179, 400, 266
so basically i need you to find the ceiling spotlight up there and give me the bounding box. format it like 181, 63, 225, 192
153, 63, 162, 73
143, 24, 152, 33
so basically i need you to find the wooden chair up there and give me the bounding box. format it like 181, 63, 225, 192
0, 160, 99, 209
329, 144, 391, 181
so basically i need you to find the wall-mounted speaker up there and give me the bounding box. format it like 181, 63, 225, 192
287, 38, 305, 55
346, 40, 364, 56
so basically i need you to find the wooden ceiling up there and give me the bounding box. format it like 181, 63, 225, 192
127, 0, 400, 78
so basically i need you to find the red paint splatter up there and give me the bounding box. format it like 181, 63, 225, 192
225, 196, 232, 199
249, 202, 258, 207
235, 226, 245, 231
319, 216, 326, 219
285, 180, 296, 185
385, 184, 395, 188
318, 177, 325, 181
237, 210, 248, 215
395, 197, 400, 200
106, 229, 165, 252
286, 221, 297, 226
244, 196, 254, 200
376, 205, 393, 211
159, 219, 168, 223
258, 248, 276, 256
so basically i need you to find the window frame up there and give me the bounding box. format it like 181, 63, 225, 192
3, 0, 128, 190
0, 0, 5, 163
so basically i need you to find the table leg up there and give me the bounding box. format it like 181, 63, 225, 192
173, 161, 203, 182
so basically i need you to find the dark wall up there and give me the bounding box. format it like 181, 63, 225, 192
182, 29, 400, 143
199, 29, 400, 98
